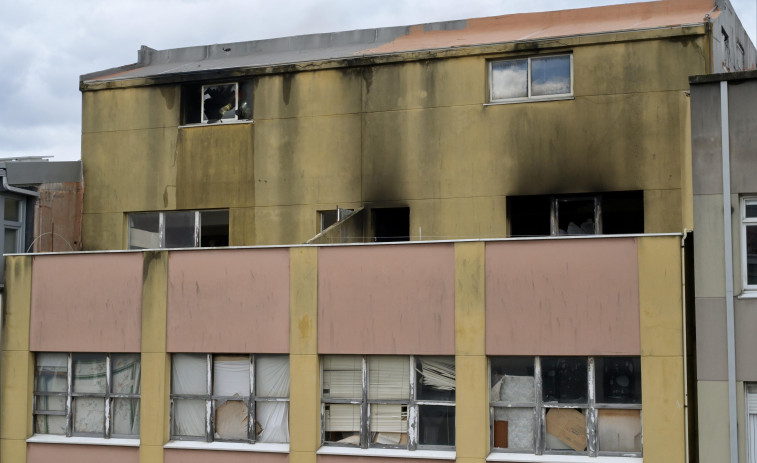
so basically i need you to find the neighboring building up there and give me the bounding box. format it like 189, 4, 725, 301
1, 1, 755, 463
690, 70, 757, 463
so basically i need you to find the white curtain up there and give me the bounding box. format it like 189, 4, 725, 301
72, 354, 106, 434
172, 354, 207, 437
213, 356, 250, 396
112, 354, 141, 436
256, 356, 290, 443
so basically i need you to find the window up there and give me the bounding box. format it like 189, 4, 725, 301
741, 198, 757, 290
181, 81, 254, 125
33, 353, 141, 438
508, 191, 643, 237
489, 54, 572, 103
373, 207, 410, 242
490, 356, 641, 457
322, 355, 455, 449
3, 195, 25, 254
320, 208, 355, 232
170, 354, 290, 443
128, 209, 229, 250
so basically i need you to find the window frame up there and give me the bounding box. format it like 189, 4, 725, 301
321, 355, 456, 451
127, 209, 229, 250
2, 194, 26, 254
181, 81, 254, 126
488, 54, 574, 104
741, 197, 757, 292
33, 353, 141, 439
169, 354, 290, 444
489, 356, 642, 458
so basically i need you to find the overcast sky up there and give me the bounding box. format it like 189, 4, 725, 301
0, 0, 754, 162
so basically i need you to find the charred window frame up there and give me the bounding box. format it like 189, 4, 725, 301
127, 209, 229, 249
170, 354, 290, 444
489, 356, 641, 458
181, 81, 253, 125
33, 353, 141, 439
488, 54, 573, 104
321, 355, 456, 450
741, 198, 757, 291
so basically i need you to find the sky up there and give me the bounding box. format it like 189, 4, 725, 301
0, 0, 755, 162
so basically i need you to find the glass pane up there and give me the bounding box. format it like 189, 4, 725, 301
36, 353, 68, 393
214, 399, 249, 440
324, 403, 360, 445
172, 354, 207, 395
598, 409, 642, 453
542, 357, 587, 404
72, 354, 106, 394
203, 83, 237, 123
595, 357, 641, 404
256, 355, 290, 398
418, 405, 455, 446
321, 210, 338, 231
4, 228, 18, 253
164, 211, 196, 248
73, 397, 105, 434
113, 398, 140, 436
35, 415, 66, 435
213, 355, 250, 397
557, 198, 596, 235
545, 408, 587, 452
36, 394, 66, 411
370, 404, 408, 434
4, 197, 20, 221
416, 357, 455, 401
128, 213, 160, 249
256, 401, 289, 443
490, 357, 535, 403
491, 59, 528, 100
747, 225, 757, 285
238, 80, 254, 120
368, 356, 409, 400
173, 399, 206, 437
746, 200, 757, 218
112, 354, 141, 394
493, 407, 534, 451
531, 55, 571, 96
323, 355, 362, 400
200, 210, 229, 247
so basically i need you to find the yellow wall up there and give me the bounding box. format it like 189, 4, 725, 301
81, 30, 708, 250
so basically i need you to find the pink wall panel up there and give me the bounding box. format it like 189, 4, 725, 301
165, 449, 288, 463
318, 244, 455, 355
30, 253, 143, 352
486, 238, 640, 356
27, 443, 138, 463
167, 249, 290, 353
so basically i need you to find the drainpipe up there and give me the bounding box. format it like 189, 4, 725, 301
720, 80, 738, 463
681, 229, 691, 463
0, 168, 40, 198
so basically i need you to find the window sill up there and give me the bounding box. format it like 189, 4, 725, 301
317, 446, 456, 460
484, 95, 574, 106
179, 120, 253, 128
27, 435, 140, 447
164, 441, 289, 453
487, 453, 641, 462
737, 291, 757, 299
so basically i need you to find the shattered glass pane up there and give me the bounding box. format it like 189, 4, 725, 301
128, 212, 160, 249
595, 357, 641, 404
541, 357, 587, 404
418, 405, 455, 446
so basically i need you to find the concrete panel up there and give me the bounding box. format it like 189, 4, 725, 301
30, 253, 143, 352
696, 380, 731, 463
82, 212, 126, 251
165, 449, 287, 463
644, 188, 683, 234
455, 355, 488, 459
641, 356, 685, 463
455, 242, 486, 356
0, 439, 26, 463
82, 86, 180, 133
0, 351, 33, 440
142, 251, 168, 354
690, 82, 724, 195
229, 206, 256, 247
485, 238, 640, 356
695, 297, 728, 380
291, 248, 318, 356
693, 194, 726, 298
3, 255, 32, 352
27, 444, 139, 463
140, 352, 170, 446
166, 248, 289, 353
728, 81, 757, 194
318, 244, 455, 355
735, 297, 757, 380
290, 354, 320, 453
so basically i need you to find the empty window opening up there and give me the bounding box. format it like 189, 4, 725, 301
181, 81, 253, 125
373, 207, 410, 242
128, 210, 229, 249
319, 208, 354, 233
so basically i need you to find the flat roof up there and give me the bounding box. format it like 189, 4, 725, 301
82, 0, 717, 85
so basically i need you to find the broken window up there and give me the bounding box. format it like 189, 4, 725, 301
322, 355, 455, 450
508, 191, 643, 237
33, 353, 141, 438
742, 198, 757, 291
489, 54, 572, 103
128, 209, 229, 250
181, 81, 254, 125
2, 195, 25, 253
171, 354, 290, 443
490, 356, 641, 457
373, 207, 410, 242
320, 208, 355, 232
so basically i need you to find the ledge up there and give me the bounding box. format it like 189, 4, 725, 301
164, 441, 289, 453
737, 291, 757, 299
27, 435, 140, 447
483, 95, 574, 106
317, 446, 456, 460
487, 453, 642, 462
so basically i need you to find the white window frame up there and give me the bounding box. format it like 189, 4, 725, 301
321, 355, 456, 451
33, 353, 141, 439
127, 209, 228, 250
747, 384, 757, 463
488, 54, 574, 104
169, 354, 290, 444
741, 197, 757, 292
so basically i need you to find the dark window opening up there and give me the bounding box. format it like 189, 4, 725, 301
200, 210, 230, 247
373, 207, 410, 242
181, 81, 253, 125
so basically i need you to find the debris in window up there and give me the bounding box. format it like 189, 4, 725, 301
545, 408, 587, 451
597, 409, 641, 453
214, 400, 249, 440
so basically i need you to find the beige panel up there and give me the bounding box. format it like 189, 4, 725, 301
229, 206, 256, 246
81, 212, 126, 251
30, 253, 143, 352
142, 251, 168, 354
166, 249, 289, 353
696, 380, 731, 463
695, 297, 728, 380
27, 444, 139, 463
485, 238, 640, 355
455, 355, 488, 460
641, 356, 685, 463
291, 248, 318, 356
735, 297, 757, 381
318, 244, 455, 355
693, 194, 726, 298
289, 354, 320, 453
3, 255, 32, 352
164, 449, 288, 463
82, 86, 180, 133
644, 188, 683, 233
455, 242, 486, 356
0, 351, 33, 441
141, 352, 170, 448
